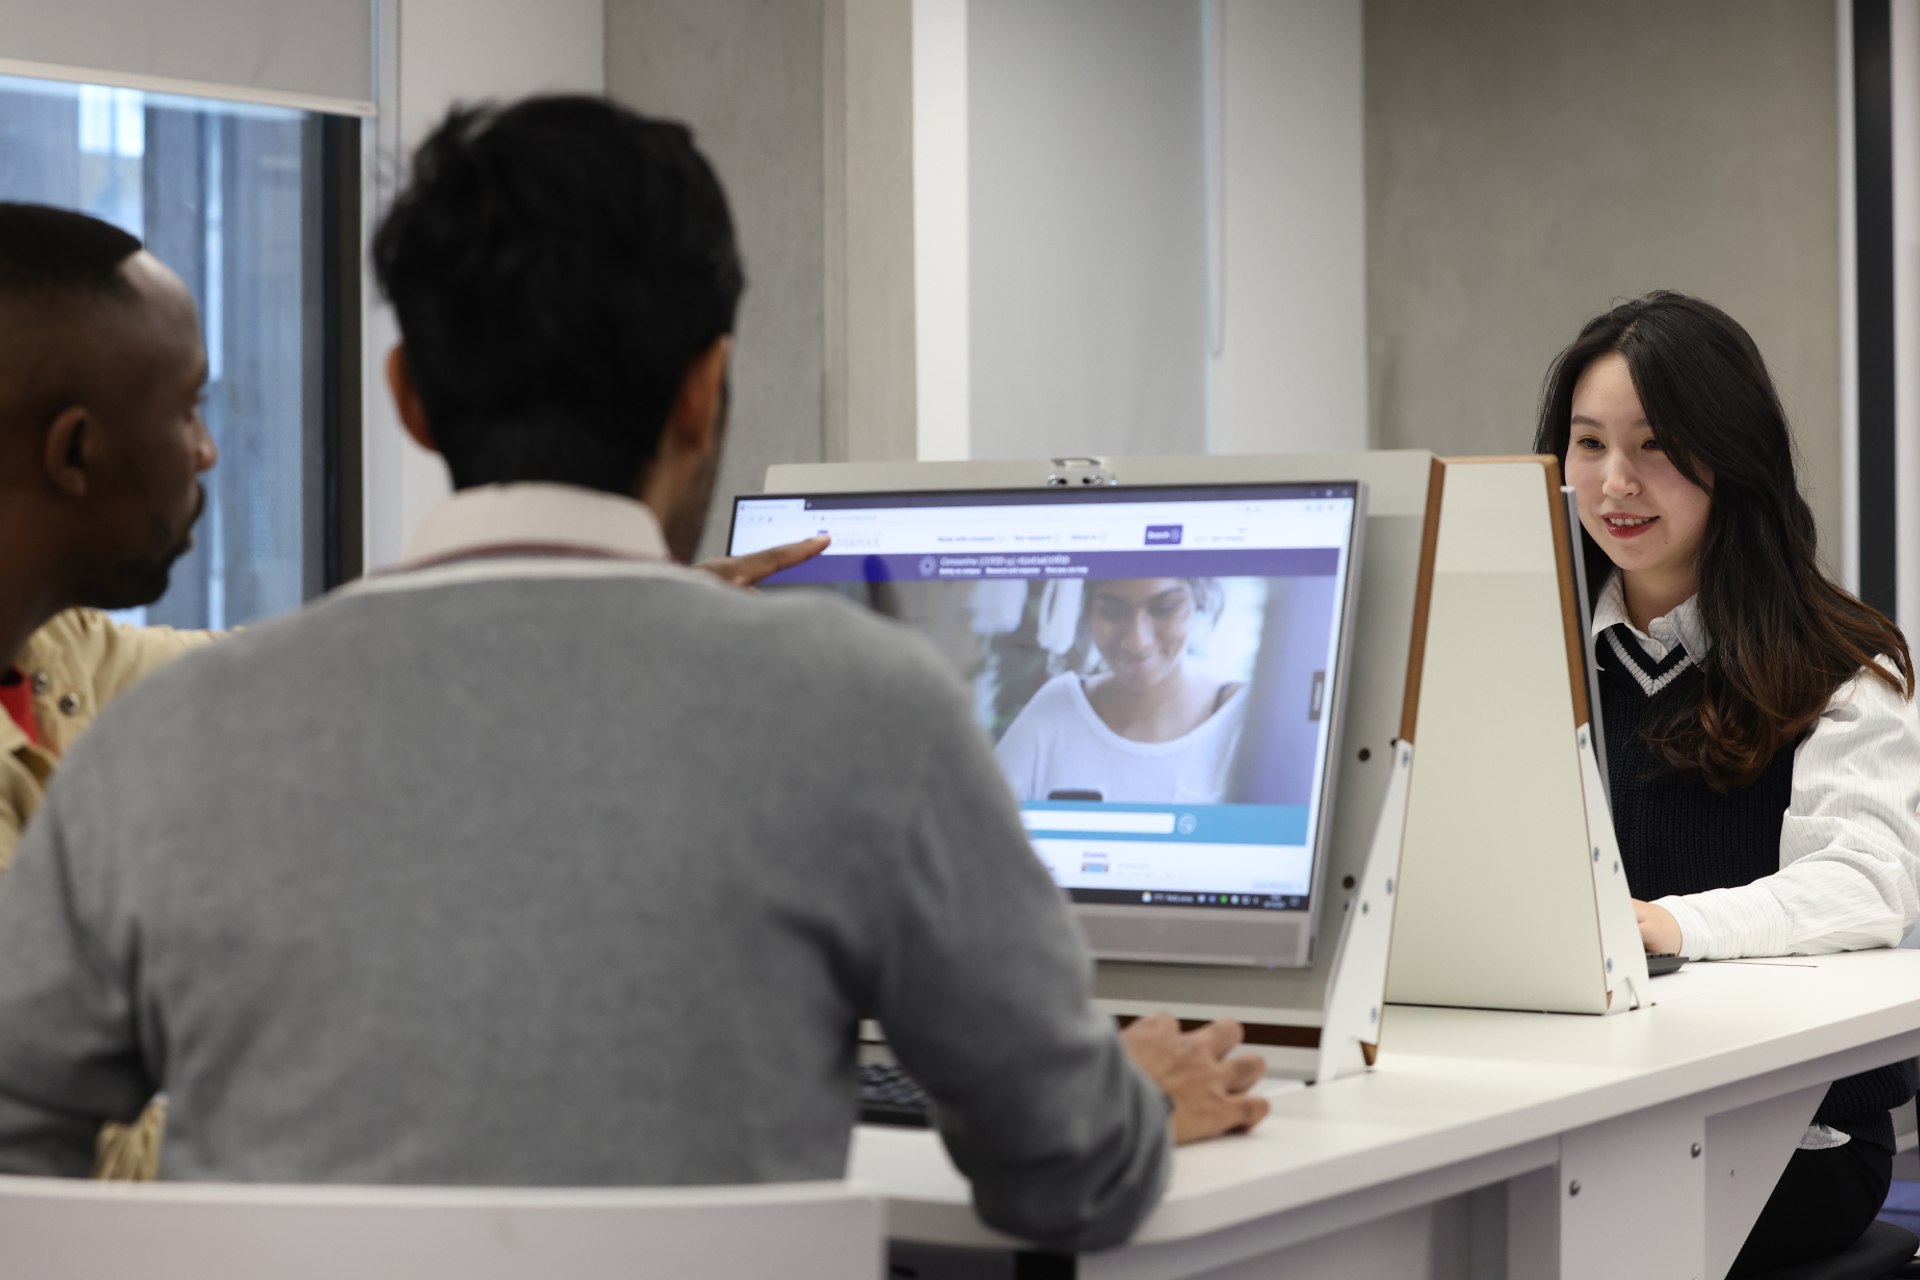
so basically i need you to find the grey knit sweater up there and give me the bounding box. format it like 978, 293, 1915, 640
0, 555, 1169, 1251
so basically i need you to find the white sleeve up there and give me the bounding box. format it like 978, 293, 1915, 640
1658, 659, 1920, 960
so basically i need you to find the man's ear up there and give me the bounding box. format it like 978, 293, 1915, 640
662, 335, 732, 461
386, 344, 437, 454
41, 406, 91, 498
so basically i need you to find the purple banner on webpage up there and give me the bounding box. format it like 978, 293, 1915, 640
766, 546, 1340, 585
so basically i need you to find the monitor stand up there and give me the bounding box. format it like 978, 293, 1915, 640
1090, 735, 1407, 1087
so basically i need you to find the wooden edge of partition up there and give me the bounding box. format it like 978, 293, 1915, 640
1539, 455, 1591, 729
1438, 453, 1553, 464
1397, 455, 1447, 744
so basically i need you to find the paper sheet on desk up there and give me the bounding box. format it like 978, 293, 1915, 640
1649, 958, 1816, 1005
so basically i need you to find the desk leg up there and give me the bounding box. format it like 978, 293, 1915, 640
1702, 1084, 1826, 1280
1510, 1100, 1707, 1280
1506, 1165, 1561, 1279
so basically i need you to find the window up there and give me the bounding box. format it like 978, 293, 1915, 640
0, 73, 358, 629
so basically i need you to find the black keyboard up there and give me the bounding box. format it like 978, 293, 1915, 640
1647, 952, 1688, 976
859, 1062, 932, 1128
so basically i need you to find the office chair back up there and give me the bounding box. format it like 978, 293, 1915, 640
0, 1175, 883, 1280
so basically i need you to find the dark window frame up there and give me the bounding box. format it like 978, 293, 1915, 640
314, 113, 363, 592
1854, 0, 1897, 616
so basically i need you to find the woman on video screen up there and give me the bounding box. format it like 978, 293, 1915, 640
994, 577, 1246, 804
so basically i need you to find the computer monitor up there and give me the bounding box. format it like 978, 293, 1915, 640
728, 480, 1366, 968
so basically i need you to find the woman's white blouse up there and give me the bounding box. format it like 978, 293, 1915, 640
1591, 573, 1920, 960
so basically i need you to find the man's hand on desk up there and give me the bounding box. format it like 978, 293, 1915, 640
1633, 898, 1683, 955
695, 535, 831, 588
1120, 1013, 1270, 1143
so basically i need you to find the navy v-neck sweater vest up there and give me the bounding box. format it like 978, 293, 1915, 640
1599, 626, 1917, 1148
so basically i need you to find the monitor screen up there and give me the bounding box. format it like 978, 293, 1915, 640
728, 482, 1364, 963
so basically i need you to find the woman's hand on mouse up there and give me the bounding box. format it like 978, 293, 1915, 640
1632, 898, 1682, 955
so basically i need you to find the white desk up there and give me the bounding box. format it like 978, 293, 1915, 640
852, 951, 1920, 1279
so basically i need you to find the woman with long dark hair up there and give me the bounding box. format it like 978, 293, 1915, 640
1534, 291, 1920, 1276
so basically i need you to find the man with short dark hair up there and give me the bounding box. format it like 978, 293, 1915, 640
0, 202, 221, 1179
0, 98, 1266, 1250
0, 205, 217, 867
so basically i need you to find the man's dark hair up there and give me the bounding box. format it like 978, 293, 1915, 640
372, 96, 745, 495
0, 202, 142, 299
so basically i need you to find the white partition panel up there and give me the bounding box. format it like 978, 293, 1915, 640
1386, 457, 1646, 1016
0, 0, 374, 114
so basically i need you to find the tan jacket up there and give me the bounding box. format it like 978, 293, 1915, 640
2, 608, 214, 1178
2, 609, 212, 874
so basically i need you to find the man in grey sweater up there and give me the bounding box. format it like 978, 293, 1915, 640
0, 96, 1268, 1252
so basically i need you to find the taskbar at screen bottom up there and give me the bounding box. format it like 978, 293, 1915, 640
1069, 888, 1309, 911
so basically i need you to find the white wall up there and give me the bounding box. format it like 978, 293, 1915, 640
1878, 4, 1920, 953
1366, 0, 1843, 557
355, 0, 1370, 544
913, 0, 969, 462
965, 0, 1208, 462
934, 0, 1366, 463
605, 0, 917, 558
1206, 0, 1367, 455
822, 0, 919, 471
359, 0, 605, 572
